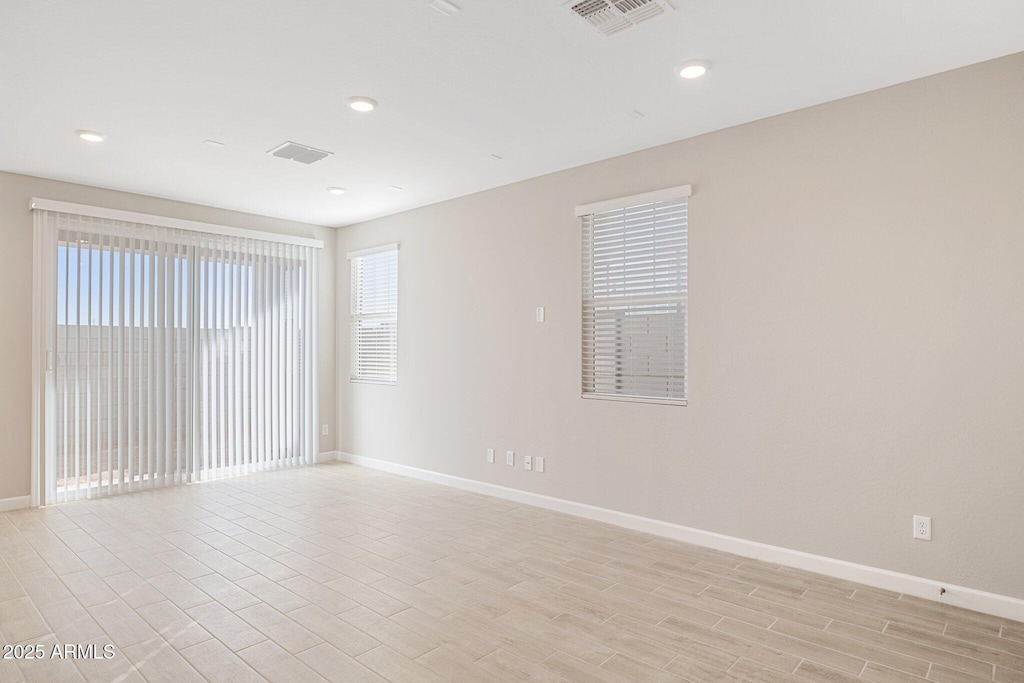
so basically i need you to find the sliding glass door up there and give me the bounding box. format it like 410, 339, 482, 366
54, 230, 191, 496
34, 207, 319, 505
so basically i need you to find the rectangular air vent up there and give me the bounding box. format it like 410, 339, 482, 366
565, 0, 672, 36
267, 141, 333, 165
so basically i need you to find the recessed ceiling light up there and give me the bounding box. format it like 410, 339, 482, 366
678, 60, 710, 80
387, 185, 403, 191
75, 130, 107, 142
326, 187, 347, 195
348, 96, 379, 112
428, 0, 460, 15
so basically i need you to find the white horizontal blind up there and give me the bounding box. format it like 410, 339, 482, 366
581, 195, 688, 404
350, 248, 398, 383
37, 210, 319, 504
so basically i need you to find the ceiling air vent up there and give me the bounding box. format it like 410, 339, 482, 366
267, 141, 333, 165
565, 0, 672, 36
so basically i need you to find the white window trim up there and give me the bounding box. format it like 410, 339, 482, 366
580, 393, 687, 407
346, 243, 400, 259
578, 185, 691, 407
574, 184, 691, 217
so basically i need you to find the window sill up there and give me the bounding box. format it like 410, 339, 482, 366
581, 393, 687, 407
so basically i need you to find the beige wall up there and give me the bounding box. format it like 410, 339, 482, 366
0, 171, 337, 502
336, 53, 1024, 599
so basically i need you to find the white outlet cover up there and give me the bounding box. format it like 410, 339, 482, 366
486, 448, 494, 464
913, 515, 932, 541
536, 307, 545, 323
506, 450, 514, 466
536, 456, 545, 473
321, 424, 329, 435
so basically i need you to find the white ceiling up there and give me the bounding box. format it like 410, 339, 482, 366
3, 1, 1023, 228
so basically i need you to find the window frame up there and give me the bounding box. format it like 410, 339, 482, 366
30, 200, 323, 506
578, 185, 691, 407
348, 243, 399, 385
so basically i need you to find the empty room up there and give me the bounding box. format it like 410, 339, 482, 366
2, 1, 1023, 681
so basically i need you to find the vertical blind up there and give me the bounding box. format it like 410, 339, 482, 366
37, 209, 319, 504
581, 194, 688, 404
349, 246, 398, 384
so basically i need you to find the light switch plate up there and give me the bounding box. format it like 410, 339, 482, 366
524, 455, 532, 471
506, 450, 514, 466
536, 307, 545, 323
486, 448, 494, 464
535, 456, 545, 473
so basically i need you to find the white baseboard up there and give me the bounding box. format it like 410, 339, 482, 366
337, 452, 1024, 623
0, 495, 31, 513
314, 451, 340, 464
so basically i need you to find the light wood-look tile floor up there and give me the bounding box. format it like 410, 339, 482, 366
1, 462, 1022, 683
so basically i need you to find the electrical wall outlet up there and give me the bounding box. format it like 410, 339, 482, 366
486, 448, 494, 464
524, 455, 532, 471
321, 424, 329, 436
536, 307, 545, 323
506, 450, 514, 466
913, 515, 932, 541
535, 456, 545, 473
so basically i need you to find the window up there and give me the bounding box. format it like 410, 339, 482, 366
349, 244, 399, 384
31, 201, 322, 504
579, 185, 690, 405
